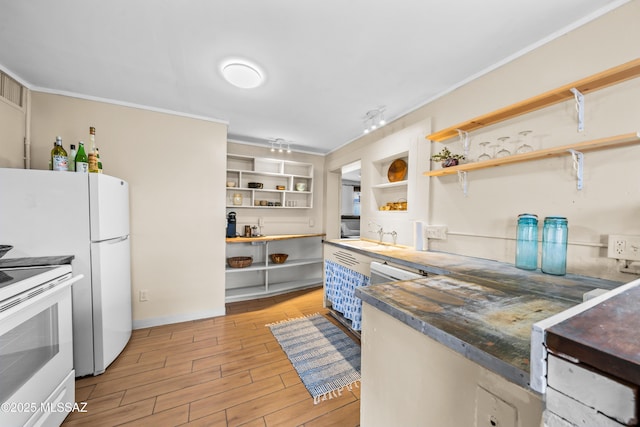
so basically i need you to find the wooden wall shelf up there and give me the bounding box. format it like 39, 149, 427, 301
424, 132, 640, 177
426, 58, 640, 142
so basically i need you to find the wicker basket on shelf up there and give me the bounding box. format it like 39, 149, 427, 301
270, 253, 288, 264
227, 256, 253, 268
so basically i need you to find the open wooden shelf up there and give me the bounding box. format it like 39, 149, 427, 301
424, 132, 640, 177
426, 58, 640, 142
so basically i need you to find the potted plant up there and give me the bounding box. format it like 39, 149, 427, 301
430, 147, 465, 167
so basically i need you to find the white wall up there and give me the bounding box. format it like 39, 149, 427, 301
28, 93, 228, 327
326, 1, 640, 282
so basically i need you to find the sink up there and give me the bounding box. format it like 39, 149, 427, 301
337, 239, 399, 252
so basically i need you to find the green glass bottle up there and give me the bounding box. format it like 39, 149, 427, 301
96, 147, 103, 173
75, 141, 89, 173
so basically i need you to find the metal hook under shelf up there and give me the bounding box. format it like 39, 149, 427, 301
567, 148, 584, 190
457, 170, 468, 196
570, 88, 585, 132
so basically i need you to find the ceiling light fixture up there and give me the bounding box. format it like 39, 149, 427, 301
269, 138, 293, 154
363, 107, 386, 134
220, 58, 265, 89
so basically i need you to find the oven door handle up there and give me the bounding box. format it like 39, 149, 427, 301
0, 274, 84, 320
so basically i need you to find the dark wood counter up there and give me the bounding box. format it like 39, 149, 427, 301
545, 280, 640, 386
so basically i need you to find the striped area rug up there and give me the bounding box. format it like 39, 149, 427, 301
267, 313, 361, 404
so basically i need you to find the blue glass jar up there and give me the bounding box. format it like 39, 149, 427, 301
541, 216, 568, 275
516, 214, 538, 270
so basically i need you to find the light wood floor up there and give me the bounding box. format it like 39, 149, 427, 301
62, 286, 361, 427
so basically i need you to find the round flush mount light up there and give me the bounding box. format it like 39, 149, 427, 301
220, 59, 265, 89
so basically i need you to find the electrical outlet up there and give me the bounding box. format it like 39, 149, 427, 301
139, 290, 149, 302
425, 225, 447, 240
475, 386, 517, 427
607, 235, 640, 261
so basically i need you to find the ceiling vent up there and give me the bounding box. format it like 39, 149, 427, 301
0, 71, 23, 107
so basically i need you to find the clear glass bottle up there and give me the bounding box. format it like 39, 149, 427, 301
68, 144, 76, 173
88, 126, 98, 173
515, 214, 538, 270
541, 216, 568, 275
52, 136, 69, 171
75, 141, 89, 173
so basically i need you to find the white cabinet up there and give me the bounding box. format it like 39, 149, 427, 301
225, 234, 324, 302
226, 154, 313, 209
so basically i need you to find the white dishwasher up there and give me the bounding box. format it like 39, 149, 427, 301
369, 261, 425, 284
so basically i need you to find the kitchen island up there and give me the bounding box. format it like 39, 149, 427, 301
324, 238, 623, 427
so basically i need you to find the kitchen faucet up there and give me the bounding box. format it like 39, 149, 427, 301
368, 220, 384, 242
368, 221, 397, 245
383, 230, 398, 245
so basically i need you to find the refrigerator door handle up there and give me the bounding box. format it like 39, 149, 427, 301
103, 235, 129, 244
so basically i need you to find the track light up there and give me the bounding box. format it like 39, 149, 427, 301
268, 138, 293, 154
363, 107, 386, 134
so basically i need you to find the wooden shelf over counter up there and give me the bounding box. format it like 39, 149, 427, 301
226, 233, 325, 243
427, 58, 640, 142
424, 132, 640, 177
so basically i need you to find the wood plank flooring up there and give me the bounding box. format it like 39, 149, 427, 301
62, 287, 361, 427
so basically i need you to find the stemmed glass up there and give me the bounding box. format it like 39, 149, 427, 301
516, 130, 534, 154
477, 141, 492, 161
495, 136, 511, 158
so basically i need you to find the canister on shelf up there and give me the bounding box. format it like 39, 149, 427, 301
541, 216, 568, 276
515, 214, 538, 270
232, 193, 243, 205
244, 225, 251, 237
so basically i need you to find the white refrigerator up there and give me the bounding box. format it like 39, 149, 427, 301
0, 168, 132, 377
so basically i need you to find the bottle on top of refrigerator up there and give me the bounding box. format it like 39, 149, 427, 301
48, 141, 56, 170
96, 147, 103, 173
88, 126, 98, 173
51, 136, 69, 171
75, 141, 89, 173
68, 144, 77, 173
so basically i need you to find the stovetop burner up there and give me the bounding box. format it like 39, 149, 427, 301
0, 265, 72, 302
0, 266, 58, 289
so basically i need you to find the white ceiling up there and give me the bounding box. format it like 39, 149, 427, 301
0, 0, 627, 154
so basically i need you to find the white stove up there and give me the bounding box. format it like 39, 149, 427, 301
0, 264, 81, 427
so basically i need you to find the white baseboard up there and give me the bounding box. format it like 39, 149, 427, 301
133, 308, 226, 330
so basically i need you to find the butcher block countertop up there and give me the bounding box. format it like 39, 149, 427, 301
325, 238, 623, 389
545, 278, 640, 386
226, 233, 324, 243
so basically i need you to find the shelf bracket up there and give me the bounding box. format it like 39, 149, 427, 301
457, 171, 468, 196
570, 88, 585, 132
567, 149, 584, 190
457, 129, 470, 157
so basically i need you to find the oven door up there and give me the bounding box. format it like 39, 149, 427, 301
0, 274, 81, 427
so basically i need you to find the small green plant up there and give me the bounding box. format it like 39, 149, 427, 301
430, 147, 465, 162
431, 147, 465, 168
